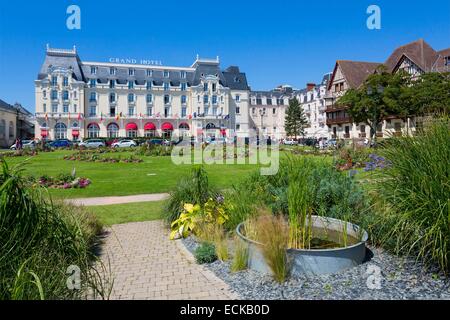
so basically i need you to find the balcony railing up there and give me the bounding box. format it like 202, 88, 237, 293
343, 133, 350, 139
359, 133, 367, 138
326, 116, 352, 125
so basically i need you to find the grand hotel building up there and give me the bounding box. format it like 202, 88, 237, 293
35, 46, 252, 140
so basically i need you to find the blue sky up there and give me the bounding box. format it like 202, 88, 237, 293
0, 0, 449, 112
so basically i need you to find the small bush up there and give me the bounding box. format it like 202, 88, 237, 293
194, 242, 217, 264
231, 238, 248, 272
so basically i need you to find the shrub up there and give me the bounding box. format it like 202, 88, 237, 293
231, 237, 248, 272
0, 160, 109, 299
163, 166, 216, 223
194, 242, 217, 264
370, 117, 450, 272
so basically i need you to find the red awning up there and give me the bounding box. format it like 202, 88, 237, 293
41, 129, 48, 137
220, 129, 226, 136
144, 122, 156, 130
72, 129, 79, 137
161, 122, 174, 131
126, 123, 138, 130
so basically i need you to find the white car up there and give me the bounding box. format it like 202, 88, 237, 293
283, 139, 299, 145
111, 139, 137, 148
79, 139, 106, 148
10, 140, 36, 150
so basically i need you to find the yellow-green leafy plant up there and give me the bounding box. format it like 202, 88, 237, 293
203, 198, 229, 226
170, 203, 201, 240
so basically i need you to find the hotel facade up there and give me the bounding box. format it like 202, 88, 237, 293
35, 46, 251, 141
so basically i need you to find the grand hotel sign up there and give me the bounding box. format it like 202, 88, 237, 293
108, 57, 163, 66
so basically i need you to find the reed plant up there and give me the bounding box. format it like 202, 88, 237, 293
231, 237, 248, 272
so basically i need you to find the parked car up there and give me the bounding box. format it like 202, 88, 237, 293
327, 139, 337, 148
146, 139, 164, 146
10, 140, 36, 150
49, 139, 72, 148
79, 139, 106, 148
283, 138, 299, 145
111, 139, 137, 148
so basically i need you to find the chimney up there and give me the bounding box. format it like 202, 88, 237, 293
306, 83, 316, 91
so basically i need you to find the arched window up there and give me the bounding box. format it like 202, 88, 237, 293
107, 123, 119, 138
125, 123, 138, 138
87, 123, 100, 138
0, 120, 5, 138
144, 122, 156, 138
179, 123, 190, 137
55, 122, 67, 139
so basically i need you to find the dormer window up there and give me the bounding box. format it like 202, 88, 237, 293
163, 82, 169, 91
212, 83, 217, 92
180, 71, 186, 79
63, 77, 69, 87
110, 68, 116, 75
51, 76, 57, 86
146, 81, 152, 90
234, 76, 240, 83
89, 79, 96, 88
91, 66, 97, 74
147, 70, 153, 77
163, 70, 170, 78
445, 56, 450, 66
181, 83, 187, 91
109, 80, 115, 89
203, 83, 208, 92
128, 80, 134, 89
129, 68, 135, 76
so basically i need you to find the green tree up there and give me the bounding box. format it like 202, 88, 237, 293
284, 97, 307, 139
338, 67, 401, 142
408, 72, 450, 115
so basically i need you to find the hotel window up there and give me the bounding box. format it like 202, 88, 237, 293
128, 106, 135, 116
146, 94, 153, 104
127, 128, 138, 138
212, 107, 217, 116
52, 104, 58, 113
277, 98, 283, 105
128, 93, 134, 103
235, 95, 240, 102
147, 81, 152, 90
89, 106, 96, 117
63, 104, 69, 113
55, 123, 67, 139
180, 71, 186, 79
212, 95, 218, 105
164, 95, 170, 105
128, 81, 134, 89
90, 79, 96, 88
164, 82, 169, 91
110, 106, 116, 116
181, 95, 187, 105
273, 108, 276, 115
163, 70, 169, 78
129, 68, 135, 76
63, 90, 69, 101
445, 56, 450, 66
197, 95, 201, 103
267, 98, 272, 105
51, 90, 58, 100
109, 93, 116, 103
203, 83, 208, 92
256, 98, 262, 105
107, 123, 119, 138
110, 80, 115, 89
51, 76, 57, 86
147, 70, 153, 77
43, 90, 47, 99
181, 106, 187, 118
212, 83, 216, 92
110, 67, 116, 75
89, 92, 96, 102
43, 104, 46, 113
147, 106, 153, 116
203, 95, 209, 104
73, 104, 77, 113
236, 107, 240, 114
181, 83, 187, 91
87, 123, 100, 138
236, 124, 240, 130
73, 91, 77, 99
91, 66, 97, 74
164, 106, 170, 117
204, 106, 209, 115
63, 77, 68, 87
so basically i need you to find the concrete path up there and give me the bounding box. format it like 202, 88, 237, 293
66, 193, 170, 206
98, 220, 239, 300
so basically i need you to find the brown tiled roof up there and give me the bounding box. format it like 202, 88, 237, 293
433, 48, 450, 72
385, 39, 439, 73
329, 60, 381, 90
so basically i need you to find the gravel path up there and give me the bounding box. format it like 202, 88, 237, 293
66, 193, 169, 206
182, 237, 450, 300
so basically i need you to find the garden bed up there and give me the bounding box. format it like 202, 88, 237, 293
182, 236, 450, 300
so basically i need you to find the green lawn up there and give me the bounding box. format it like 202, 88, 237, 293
87, 201, 165, 226
3, 150, 263, 198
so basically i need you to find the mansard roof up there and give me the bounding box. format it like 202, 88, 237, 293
37, 46, 250, 91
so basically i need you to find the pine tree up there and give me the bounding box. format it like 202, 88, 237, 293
284, 97, 308, 139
